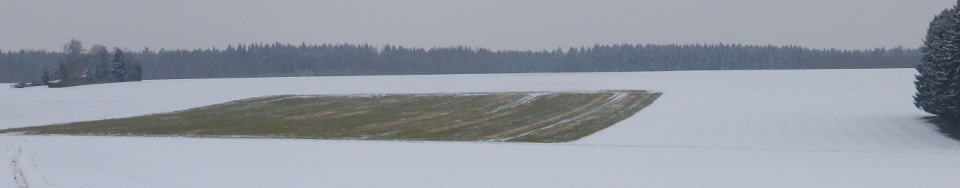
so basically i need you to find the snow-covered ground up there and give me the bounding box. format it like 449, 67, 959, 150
3, 69, 960, 187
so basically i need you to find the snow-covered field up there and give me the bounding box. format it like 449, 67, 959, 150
3, 69, 960, 187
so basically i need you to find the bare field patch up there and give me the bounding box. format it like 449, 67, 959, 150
1, 91, 660, 142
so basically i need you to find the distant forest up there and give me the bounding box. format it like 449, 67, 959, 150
0, 41, 920, 83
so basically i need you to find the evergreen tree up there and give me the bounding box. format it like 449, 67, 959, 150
40, 68, 49, 85
109, 48, 127, 82
916, 1, 960, 122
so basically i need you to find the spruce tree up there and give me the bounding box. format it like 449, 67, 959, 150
109, 48, 127, 82
916, 1, 960, 122
40, 68, 49, 85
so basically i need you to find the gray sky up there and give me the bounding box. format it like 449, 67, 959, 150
0, 0, 955, 51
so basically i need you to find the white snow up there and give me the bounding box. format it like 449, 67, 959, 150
2, 68, 960, 187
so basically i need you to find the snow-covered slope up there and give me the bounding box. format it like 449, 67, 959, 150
3, 69, 960, 188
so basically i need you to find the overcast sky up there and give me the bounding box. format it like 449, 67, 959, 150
0, 0, 955, 51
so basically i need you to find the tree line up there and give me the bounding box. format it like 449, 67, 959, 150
6, 40, 142, 87
2, 41, 919, 83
